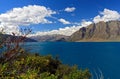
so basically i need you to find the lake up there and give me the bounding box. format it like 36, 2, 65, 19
24, 42, 120, 79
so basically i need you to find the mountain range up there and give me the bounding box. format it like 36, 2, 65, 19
0, 34, 37, 42
30, 20, 120, 42
69, 21, 120, 42
30, 34, 69, 42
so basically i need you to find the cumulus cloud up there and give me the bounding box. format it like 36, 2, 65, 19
81, 20, 92, 26
58, 18, 70, 24
93, 8, 120, 23
28, 25, 81, 36
0, 5, 56, 34
65, 7, 76, 12
1, 6, 119, 37
28, 8, 120, 37
28, 20, 93, 36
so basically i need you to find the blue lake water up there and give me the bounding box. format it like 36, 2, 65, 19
24, 42, 120, 79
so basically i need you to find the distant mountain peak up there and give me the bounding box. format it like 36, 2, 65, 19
30, 34, 69, 42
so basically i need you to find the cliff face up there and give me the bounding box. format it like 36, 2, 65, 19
69, 21, 120, 41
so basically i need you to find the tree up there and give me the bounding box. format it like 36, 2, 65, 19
0, 28, 32, 63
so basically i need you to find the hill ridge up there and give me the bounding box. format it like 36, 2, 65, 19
69, 21, 120, 41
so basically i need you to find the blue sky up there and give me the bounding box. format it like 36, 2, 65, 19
0, 0, 120, 36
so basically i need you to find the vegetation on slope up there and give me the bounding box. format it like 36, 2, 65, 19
0, 52, 91, 79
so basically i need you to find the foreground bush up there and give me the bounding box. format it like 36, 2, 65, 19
0, 52, 91, 79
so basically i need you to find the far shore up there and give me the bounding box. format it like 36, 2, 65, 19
76, 39, 120, 42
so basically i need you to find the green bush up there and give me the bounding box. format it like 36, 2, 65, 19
0, 53, 91, 79
0, 42, 91, 78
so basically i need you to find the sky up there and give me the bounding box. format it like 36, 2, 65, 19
0, 0, 120, 36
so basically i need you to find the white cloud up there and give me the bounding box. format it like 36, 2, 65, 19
81, 20, 92, 26
28, 8, 120, 37
93, 8, 120, 23
1, 7, 120, 37
0, 5, 56, 34
65, 7, 76, 12
58, 18, 70, 24
28, 25, 81, 36
28, 20, 92, 37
